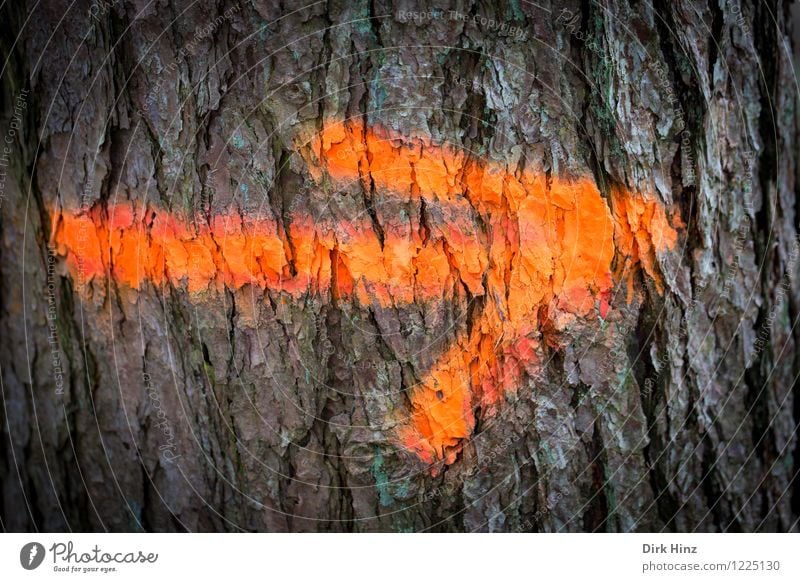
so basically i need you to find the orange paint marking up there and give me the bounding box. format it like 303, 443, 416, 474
50, 121, 679, 466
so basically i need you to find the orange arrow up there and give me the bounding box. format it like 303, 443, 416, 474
50, 121, 678, 465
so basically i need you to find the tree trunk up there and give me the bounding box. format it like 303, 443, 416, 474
1, 0, 798, 532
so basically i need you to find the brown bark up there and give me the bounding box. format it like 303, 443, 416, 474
1, 0, 799, 532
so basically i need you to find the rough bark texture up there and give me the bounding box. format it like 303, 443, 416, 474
1, 0, 799, 532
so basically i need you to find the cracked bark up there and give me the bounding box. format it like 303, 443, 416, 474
1, 0, 799, 532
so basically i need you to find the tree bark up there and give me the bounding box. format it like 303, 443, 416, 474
1, 0, 799, 532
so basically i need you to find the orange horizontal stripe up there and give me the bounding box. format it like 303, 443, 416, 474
51, 204, 494, 306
